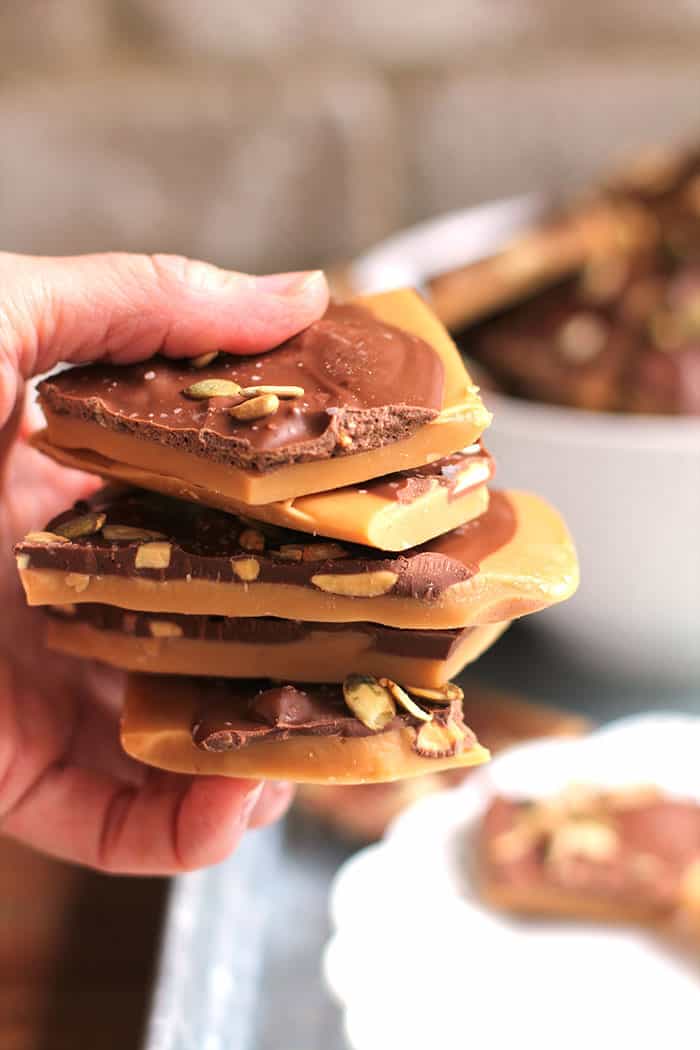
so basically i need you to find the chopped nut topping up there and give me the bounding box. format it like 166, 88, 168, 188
342, 674, 396, 731
239, 385, 304, 399
407, 682, 463, 703
183, 378, 242, 399
148, 620, 184, 638
379, 678, 432, 722
229, 393, 279, 421
55, 512, 106, 540
414, 718, 466, 758
24, 531, 70, 545
134, 542, 172, 570
546, 819, 619, 867
301, 543, 348, 562
557, 314, 608, 364
231, 557, 260, 581
189, 351, 219, 369
239, 528, 265, 552
102, 525, 167, 542
65, 573, 90, 593
311, 570, 398, 598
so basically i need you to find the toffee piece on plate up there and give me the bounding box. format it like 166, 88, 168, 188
44, 606, 508, 688
120, 672, 490, 784
15, 486, 579, 630
29, 434, 496, 551
36, 289, 492, 506
479, 785, 700, 925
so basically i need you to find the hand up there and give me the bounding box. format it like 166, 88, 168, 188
0, 252, 328, 873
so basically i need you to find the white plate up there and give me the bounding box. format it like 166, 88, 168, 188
324, 715, 700, 1050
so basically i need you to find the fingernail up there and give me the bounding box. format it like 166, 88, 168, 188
254, 270, 325, 297
240, 782, 264, 824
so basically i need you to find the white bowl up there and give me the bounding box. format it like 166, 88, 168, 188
351, 198, 700, 684
483, 393, 700, 684
325, 715, 700, 1050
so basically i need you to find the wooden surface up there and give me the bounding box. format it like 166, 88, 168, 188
0, 837, 167, 1050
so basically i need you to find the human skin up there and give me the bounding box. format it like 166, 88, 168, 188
0, 251, 328, 874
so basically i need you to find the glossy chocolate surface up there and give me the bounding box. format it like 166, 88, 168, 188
39, 303, 446, 471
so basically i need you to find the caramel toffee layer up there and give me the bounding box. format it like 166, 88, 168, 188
39, 302, 445, 473
18, 485, 516, 602
482, 788, 700, 914
31, 430, 493, 551
189, 678, 472, 755
47, 605, 473, 660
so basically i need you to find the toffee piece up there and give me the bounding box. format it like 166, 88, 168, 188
120, 673, 491, 784
479, 785, 700, 924
38, 289, 492, 506
30, 433, 495, 551
15, 487, 579, 630
45, 606, 509, 687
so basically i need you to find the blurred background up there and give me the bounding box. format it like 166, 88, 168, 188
3, 6, 700, 1049
1, 1, 700, 272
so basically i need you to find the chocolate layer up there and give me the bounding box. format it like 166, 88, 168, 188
39, 302, 445, 472
46, 605, 472, 660
190, 678, 469, 751
18, 486, 516, 602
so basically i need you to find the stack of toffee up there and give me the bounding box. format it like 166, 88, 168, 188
14, 290, 578, 784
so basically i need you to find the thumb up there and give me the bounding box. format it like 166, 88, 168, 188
0, 252, 328, 427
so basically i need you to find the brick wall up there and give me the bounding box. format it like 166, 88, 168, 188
1, 2, 700, 272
